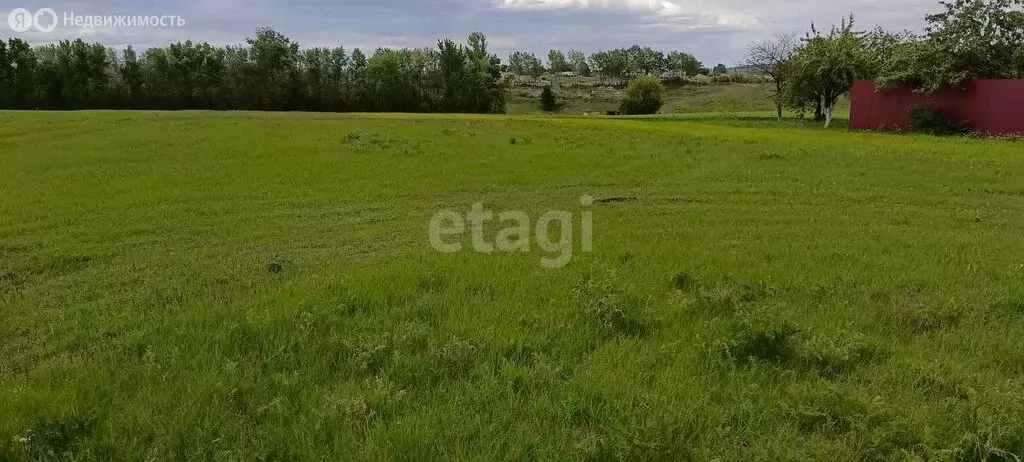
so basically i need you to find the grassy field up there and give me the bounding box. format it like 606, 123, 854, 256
2, 111, 1024, 460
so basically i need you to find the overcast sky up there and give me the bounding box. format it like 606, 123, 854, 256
3, 0, 939, 65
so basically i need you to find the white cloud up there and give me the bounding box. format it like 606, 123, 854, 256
501, 0, 713, 16
497, 0, 937, 33
499, 0, 761, 30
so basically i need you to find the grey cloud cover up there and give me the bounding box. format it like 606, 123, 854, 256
3, 0, 938, 64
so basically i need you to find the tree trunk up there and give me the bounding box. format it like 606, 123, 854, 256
775, 82, 783, 121
814, 97, 824, 121
823, 105, 833, 128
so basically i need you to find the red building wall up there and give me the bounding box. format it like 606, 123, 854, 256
849, 79, 1024, 135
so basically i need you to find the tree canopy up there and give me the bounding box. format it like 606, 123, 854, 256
785, 16, 873, 127
547, 50, 571, 73
876, 0, 1024, 90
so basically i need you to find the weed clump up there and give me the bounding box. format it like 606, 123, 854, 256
671, 272, 698, 292
721, 322, 802, 365
415, 273, 444, 294
616, 252, 634, 266
433, 336, 480, 379
566, 392, 703, 460
326, 377, 408, 436
757, 151, 787, 160
347, 337, 392, 375
671, 273, 777, 317
720, 319, 888, 378
18, 416, 96, 459
878, 285, 962, 334
343, 130, 422, 154
572, 268, 651, 337
266, 255, 291, 274
0, 271, 21, 291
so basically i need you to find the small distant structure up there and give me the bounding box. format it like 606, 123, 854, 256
850, 79, 1024, 135
606, 110, 620, 116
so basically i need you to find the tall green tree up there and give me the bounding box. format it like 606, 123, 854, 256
590, 49, 629, 84
567, 49, 590, 76
118, 46, 142, 107
364, 48, 425, 112
666, 51, 702, 77
788, 16, 873, 127
507, 51, 544, 77
247, 28, 300, 110
220, 46, 252, 109
465, 32, 506, 113
1, 39, 37, 108
625, 45, 665, 77
547, 50, 571, 73
877, 0, 1024, 90
34, 39, 110, 109
326, 47, 350, 111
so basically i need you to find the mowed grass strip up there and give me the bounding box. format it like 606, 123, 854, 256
1, 111, 1024, 460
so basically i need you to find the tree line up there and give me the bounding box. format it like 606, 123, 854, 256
0, 29, 506, 113
746, 0, 1024, 127
0, 29, 728, 113
509, 46, 725, 81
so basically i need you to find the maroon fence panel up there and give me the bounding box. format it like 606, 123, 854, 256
849, 79, 1024, 135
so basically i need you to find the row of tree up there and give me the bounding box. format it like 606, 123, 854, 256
0, 29, 506, 112
0, 23, 727, 112
508, 46, 726, 80
746, 0, 1024, 127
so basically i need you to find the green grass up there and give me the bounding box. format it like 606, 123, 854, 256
662, 83, 780, 113
2, 111, 1024, 460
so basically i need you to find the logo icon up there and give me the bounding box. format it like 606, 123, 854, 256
7, 8, 58, 32
8, 8, 32, 32
33, 8, 57, 32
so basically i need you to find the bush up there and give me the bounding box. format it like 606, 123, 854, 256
539, 86, 558, 112
908, 105, 968, 135
619, 75, 665, 115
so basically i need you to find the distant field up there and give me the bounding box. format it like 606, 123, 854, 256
2, 111, 1024, 459
507, 82, 851, 116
